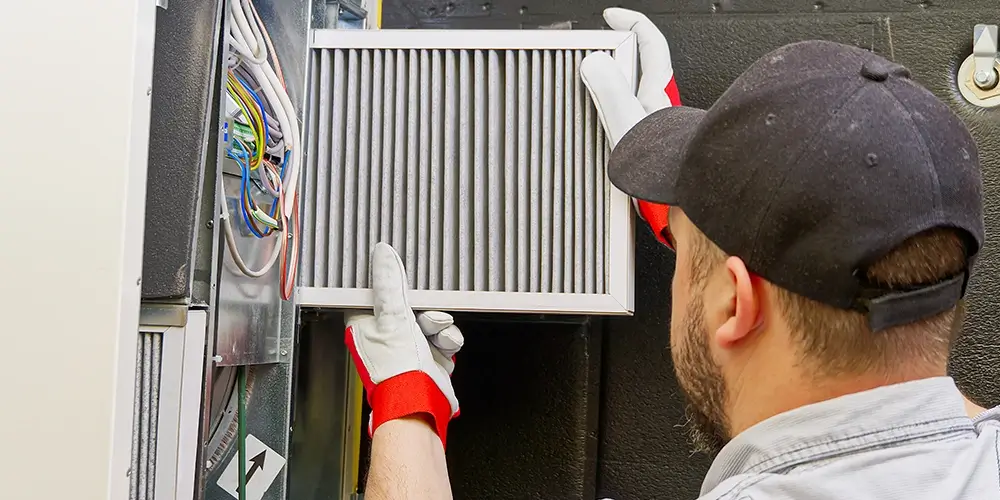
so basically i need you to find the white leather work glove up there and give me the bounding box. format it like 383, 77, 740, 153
345, 242, 464, 448
580, 7, 682, 247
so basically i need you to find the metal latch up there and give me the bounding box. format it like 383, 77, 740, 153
972, 24, 998, 90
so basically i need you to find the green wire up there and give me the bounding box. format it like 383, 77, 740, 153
238, 366, 248, 500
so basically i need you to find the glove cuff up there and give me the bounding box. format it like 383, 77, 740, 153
369, 370, 455, 448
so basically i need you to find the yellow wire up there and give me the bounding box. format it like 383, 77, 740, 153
226, 83, 259, 153
226, 72, 266, 169
375, 0, 383, 29
349, 370, 363, 491
229, 82, 264, 168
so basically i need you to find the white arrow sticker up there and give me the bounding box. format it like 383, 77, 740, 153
217, 434, 287, 500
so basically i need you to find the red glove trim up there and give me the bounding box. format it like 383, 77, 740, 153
664, 75, 681, 107
637, 200, 671, 248
370, 370, 454, 448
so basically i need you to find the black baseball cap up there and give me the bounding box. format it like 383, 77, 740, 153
609, 40, 984, 331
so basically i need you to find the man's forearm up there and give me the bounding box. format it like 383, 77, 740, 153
365, 417, 453, 500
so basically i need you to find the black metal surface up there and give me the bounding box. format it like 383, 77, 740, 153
142, 0, 224, 301
446, 316, 602, 500
353, 315, 603, 500
383, 2, 1000, 499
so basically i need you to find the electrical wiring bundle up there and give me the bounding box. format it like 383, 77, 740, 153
222, 0, 301, 300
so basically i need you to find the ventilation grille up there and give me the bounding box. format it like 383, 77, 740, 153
130, 332, 162, 500
299, 30, 636, 314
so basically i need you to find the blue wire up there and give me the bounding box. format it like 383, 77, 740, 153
227, 149, 265, 239
226, 146, 290, 238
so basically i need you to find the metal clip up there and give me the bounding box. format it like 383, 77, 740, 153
972, 24, 998, 90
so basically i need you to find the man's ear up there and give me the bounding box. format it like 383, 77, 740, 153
714, 256, 761, 348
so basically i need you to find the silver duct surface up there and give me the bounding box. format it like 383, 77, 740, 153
301, 47, 613, 294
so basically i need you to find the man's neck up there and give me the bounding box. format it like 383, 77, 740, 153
727, 369, 947, 436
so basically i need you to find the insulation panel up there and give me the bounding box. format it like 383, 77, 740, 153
299, 30, 637, 314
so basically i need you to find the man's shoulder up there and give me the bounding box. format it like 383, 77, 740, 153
696, 473, 777, 500
696, 409, 1000, 500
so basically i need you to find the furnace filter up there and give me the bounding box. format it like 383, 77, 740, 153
298, 30, 638, 314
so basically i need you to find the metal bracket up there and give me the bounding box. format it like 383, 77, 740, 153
156, 0, 168, 10
972, 24, 999, 90
337, 0, 367, 21
958, 24, 1000, 108
325, 0, 368, 29
140, 302, 189, 327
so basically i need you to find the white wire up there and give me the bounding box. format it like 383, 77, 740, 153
231, 0, 266, 62
237, 0, 301, 216
220, 0, 299, 279
218, 174, 281, 277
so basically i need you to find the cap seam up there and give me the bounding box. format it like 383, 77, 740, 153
878, 83, 944, 217
745, 77, 869, 266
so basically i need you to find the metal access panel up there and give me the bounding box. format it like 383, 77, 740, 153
298, 29, 638, 314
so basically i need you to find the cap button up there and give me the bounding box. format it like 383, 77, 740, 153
860, 60, 890, 82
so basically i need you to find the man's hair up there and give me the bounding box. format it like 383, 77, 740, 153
687, 226, 967, 376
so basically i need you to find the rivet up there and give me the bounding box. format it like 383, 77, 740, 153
765, 113, 777, 125
865, 153, 879, 167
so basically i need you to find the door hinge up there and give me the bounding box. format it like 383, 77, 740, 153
972, 24, 998, 90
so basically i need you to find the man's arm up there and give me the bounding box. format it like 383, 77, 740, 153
366, 417, 453, 500
345, 243, 463, 499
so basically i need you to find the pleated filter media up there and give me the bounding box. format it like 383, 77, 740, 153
298, 30, 637, 314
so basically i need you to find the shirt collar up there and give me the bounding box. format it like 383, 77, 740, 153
701, 376, 974, 495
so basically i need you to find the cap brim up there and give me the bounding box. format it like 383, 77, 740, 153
607, 106, 706, 205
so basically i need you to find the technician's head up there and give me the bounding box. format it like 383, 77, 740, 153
608, 41, 984, 455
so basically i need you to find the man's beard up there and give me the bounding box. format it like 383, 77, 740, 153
673, 295, 730, 455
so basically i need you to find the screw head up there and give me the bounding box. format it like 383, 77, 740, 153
974, 68, 997, 89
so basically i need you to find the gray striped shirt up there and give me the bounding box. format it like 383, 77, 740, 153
700, 377, 1000, 500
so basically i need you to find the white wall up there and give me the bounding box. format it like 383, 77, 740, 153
0, 0, 157, 498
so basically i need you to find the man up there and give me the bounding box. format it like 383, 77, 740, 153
344, 8, 1000, 500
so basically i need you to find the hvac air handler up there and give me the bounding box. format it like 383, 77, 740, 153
343, 8, 1000, 500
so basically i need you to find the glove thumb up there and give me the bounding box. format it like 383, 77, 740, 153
580, 52, 646, 147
